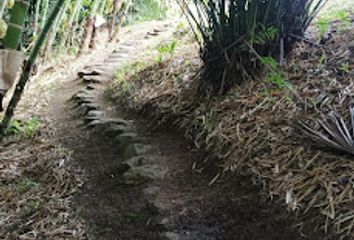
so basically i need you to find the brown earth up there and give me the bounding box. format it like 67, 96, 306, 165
0, 20, 330, 240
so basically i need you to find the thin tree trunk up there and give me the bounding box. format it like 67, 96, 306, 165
98, 0, 107, 15
77, 16, 93, 56
59, 0, 82, 48
88, 18, 96, 49
0, 0, 8, 19
42, 0, 68, 59
108, 0, 121, 41
40, 0, 49, 29
0, 0, 65, 136
33, 0, 42, 36
109, 0, 130, 42
66, 2, 82, 47
77, 0, 100, 56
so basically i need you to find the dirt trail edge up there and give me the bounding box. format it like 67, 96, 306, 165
49, 22, 324, 240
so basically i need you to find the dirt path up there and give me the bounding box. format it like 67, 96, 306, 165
3, 20, 328, 240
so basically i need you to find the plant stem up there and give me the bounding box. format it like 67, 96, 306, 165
33, 0, 42, 36
0, 0, 65, 136
0, 0, 7, 19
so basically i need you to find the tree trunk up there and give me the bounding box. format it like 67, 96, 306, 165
77, 16, 93, 56
88, 18, 96, 49
109, 0, 130, 42
0, 0, 65, 136
77, 0, 100, 56
108, 0, 121, 41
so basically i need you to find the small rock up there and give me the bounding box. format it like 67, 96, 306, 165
71, 90, 95, 104
103, 124, 128, 137
87, 119, 130, 132
86, 110, 102, 118
77, 98, 94, 105
84, 116, 99, 124
82, 76, 104, 84
104, 118, 130, 126
77, 69, 102, 77
115, 132, 139, 144
125, 156, 146, 167
158, 218, 170, 227
78, 103, 99, 115
86, 119, 104, 129
70, 91, 87, 101
123, 143, 152, 159
86, 85, 96, 90
161, 232, 181, 240
122, 165, 161, 185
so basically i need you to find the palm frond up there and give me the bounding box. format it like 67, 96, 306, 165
178, 0, 327, 93
299, 106, 354, 155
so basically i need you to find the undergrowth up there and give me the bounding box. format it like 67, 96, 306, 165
127, 0, 168, 24
107, 15, 354, 237
4, 117, 41, 138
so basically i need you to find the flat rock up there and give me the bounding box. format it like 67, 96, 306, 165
85, 85, 96, 90
82, 75, 107, 84
122, 165, 161, 185
87, 118, 130, 131
115, 132, 140, 145
123, 143, 152, 159
84, 116, 100, 124
76, 103, 99, 116
124, 156, 147, 168
161, 232, 181, 240
102, 124, 129, 137
77, 69, 103, 77
77, 98, 94, 105
71, 90, 95, 104
86, 110, 103, 118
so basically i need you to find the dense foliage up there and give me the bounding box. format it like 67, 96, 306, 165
180, 0, 327, 93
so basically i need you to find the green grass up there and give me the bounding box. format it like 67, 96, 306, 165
315, 9, 351, 38
115, 61, 148, 82
17, 178, 39, 193
320, 0, 353, 15
126, 0, 168, 24
5, 116, 41, 138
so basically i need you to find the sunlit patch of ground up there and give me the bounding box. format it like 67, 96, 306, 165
320, 0, 353, 15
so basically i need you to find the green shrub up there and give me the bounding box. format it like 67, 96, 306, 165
179, 0, 327, 93
127, 0, 168, 23
5, 117, 41, 138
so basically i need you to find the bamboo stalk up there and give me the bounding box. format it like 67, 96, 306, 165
77, 0, 100, 56
33, 0, 42, 36
0, 0, 65, 136
0, 0, 8, 19
66, 0, 82, 47
42, 0, 69, 59
40, 0, 48, 29
109, 0, 130, 42
3, 0, 30, 50
59, 0, 82, 48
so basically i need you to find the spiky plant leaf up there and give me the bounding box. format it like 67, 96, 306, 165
299, 106, 354, 155
179, 0, 328, 93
